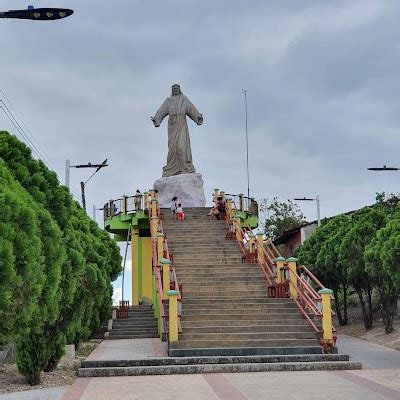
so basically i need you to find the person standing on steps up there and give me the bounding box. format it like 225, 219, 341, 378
134, 189, 142, 211
171, 196, 178, 220
176, 203, 184, 221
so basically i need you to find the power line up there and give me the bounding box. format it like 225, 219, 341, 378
0, 90, 59, 172
0, 98, 81, 200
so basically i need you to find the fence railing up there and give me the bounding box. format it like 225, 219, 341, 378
224, 193, 258, 216
103, 194, 144, 219
218, 188, 336, 350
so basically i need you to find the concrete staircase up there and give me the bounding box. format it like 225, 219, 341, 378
106, 305, 158, 340
162, 207, 324, 357
77, 207, 361, 376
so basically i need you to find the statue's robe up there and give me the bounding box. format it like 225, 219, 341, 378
153, 94, 203, 177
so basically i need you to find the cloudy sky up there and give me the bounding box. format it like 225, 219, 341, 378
2, 1, 400, 298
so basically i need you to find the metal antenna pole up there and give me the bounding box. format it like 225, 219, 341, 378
65, 159, 70, 189
316, 195, 321, 227
243, 89, 250, 198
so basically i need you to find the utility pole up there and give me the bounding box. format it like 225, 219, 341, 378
66, 159, 108, 211
65, 159, 70, 188
242, 89, 250, 198
80, 182, 86, 211
92, 205, 96, 221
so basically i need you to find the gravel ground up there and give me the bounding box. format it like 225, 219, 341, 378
0, 341, 99, 394
0, 364, 76, 395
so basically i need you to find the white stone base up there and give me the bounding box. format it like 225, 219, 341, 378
154, 173, 206, 208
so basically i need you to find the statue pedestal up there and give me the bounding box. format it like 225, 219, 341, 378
153, 173, 206, 208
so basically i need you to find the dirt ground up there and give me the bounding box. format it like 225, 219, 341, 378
336, 318, 400, 351
0, 341, 98, 394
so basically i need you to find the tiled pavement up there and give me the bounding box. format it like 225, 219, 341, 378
1, 335, 400, 400
84, 338, 167, 361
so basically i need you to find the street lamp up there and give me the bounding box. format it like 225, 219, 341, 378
65, 159, 108, 212
367, 165, 399, 171
294, 196, 321, 227
0, 6, 73, 21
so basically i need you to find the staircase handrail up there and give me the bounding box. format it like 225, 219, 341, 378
158, 210, 182, 301
149, 200, 182, 336
219, 189, 336, 345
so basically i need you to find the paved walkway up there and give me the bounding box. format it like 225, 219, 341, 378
85, 338, 167, 361
0, 386, 68, 400
2, 335, 399, 400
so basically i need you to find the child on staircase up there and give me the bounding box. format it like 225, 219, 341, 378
176, 203, 184, 221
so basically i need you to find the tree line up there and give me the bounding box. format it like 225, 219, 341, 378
294, 193, 399, 334
0, 131, 122, 385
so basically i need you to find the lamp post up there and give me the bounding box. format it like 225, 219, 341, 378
66, 159, 108, 212
294, 196, 321, 227
0, 6, 73, 20
242, 89, 250, 199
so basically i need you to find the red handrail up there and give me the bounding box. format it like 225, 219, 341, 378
219, 190, 335, 343
148, 200, 182, 335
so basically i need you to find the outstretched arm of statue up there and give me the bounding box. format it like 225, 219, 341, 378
186, 99, 203, 126
152, 99, 169, 127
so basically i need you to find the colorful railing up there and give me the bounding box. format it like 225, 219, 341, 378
217, 189, 336, 351
147, 191, 182, 343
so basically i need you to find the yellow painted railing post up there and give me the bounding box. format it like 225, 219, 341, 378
248, 233, 256, 253
239, 193, 244, 211
156, 233, 164, 264
287, 257, 298, 299
256, 232, 264, 264
151, 216, 158, 236
318, 288, 334, 342
167, 290, 179, 342
143, 192, 148, 211
149, 189, 155, 199
131, 227, 140, 306
226, 198, 233, 219
160, 258, 171, 300
234, 216, 242, 242
121, 195, 127, 214
274, 256, 285, 284
220, 191, 225, 200
213, 188, 219, 205
151, 198, 157, 217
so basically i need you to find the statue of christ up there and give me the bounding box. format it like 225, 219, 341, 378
151, 84, 203, 177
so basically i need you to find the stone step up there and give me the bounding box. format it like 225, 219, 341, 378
78, 360, 361, 377
182, 298, 293, 305
183, 303, 298, 310
172, 338, 319, 348
112, 323, 158, 330
179, 277, 265, 284
169, 345, 329, 357
182, 283, 266, 291
114, 316, 157, 322
109, 329, 158, 335
182, 308, 301, 315
174, 262, 251, 268
181, 319, 310, 328
182, 324, 311, 333
183, 290, 268, 297
181, 313, 303, 321
179, 332, 317, 341
105, 334, 159, 340
81, 353, 349, 368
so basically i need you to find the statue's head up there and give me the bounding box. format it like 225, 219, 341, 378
171, 84, 182, 96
